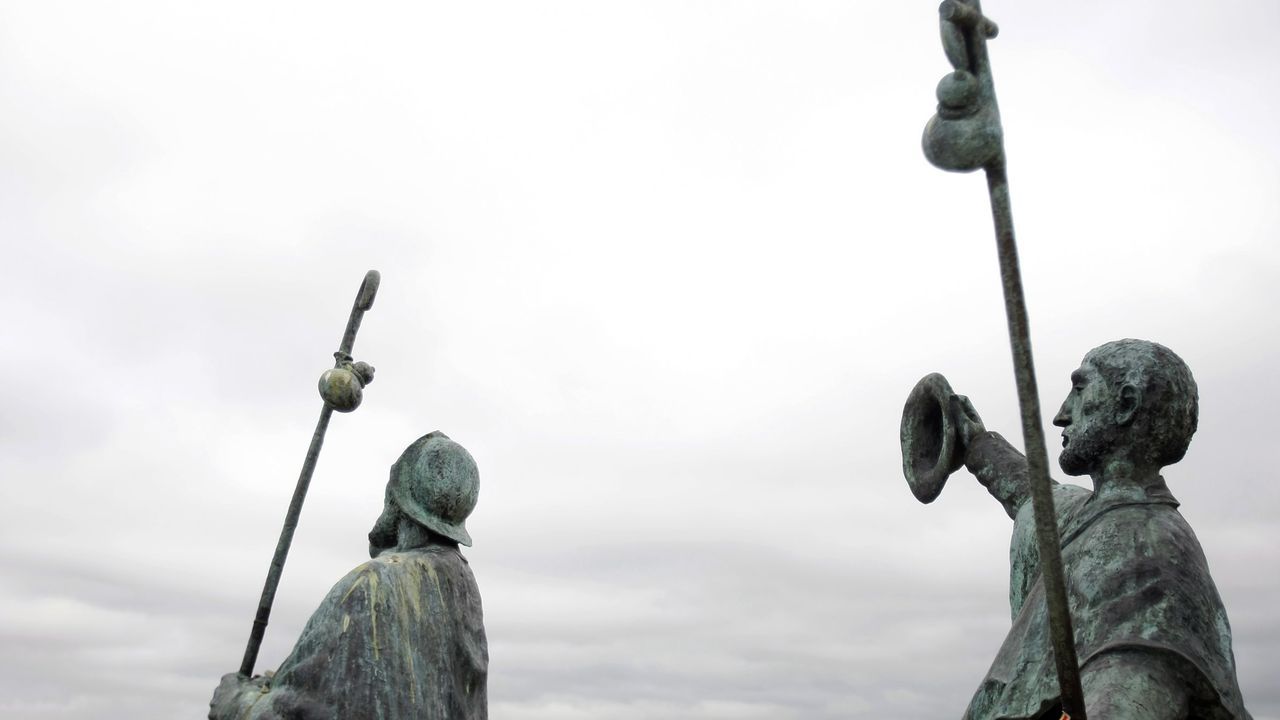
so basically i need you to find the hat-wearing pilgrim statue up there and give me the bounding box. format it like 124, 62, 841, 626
902, 340, 1251, 719
210, 431, 488, 720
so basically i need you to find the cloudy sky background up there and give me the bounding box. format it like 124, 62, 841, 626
2, 1, 1277, 718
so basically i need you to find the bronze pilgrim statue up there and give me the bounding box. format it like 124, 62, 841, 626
902, 341, 1251, 719
210, 431, 488, 720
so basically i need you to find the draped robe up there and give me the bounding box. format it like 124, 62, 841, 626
962, 433, 1250, 720
216, 544, 487, 720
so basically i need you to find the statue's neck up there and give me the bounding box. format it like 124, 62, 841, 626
393, 519, 458, 553
1091, 459, 1163, 500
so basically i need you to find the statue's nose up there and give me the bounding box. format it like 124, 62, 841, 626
1052, 400, 1071, 427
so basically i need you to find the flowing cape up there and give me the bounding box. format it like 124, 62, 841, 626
232, 545, 488, 720
965, 483, 1250, 720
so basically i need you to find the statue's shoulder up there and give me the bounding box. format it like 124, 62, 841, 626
1103, 501, 1204, 560
367, 545, 472, 580
1013, 482, 1090, 534
313, 547, 476, 621
1064, 500, 1210, 597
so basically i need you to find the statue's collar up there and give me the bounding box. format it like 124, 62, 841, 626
1091, 474, 1178, 507
1062, 477, 1180, 548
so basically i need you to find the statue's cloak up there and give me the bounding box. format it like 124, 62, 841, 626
964, 483, 1250, 720
237, 545, 488, 720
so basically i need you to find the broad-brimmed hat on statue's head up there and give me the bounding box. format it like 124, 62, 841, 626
389, 431, 478, 546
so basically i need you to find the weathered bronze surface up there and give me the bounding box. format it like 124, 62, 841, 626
211, 432, 488, 720
900, 373, 963, 503
904, 341, 1252, 719
922, 0, 1002, 172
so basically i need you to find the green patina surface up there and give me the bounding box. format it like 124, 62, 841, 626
904, 340, 1252, 719
211, 433, 487, 720
215, 546, 486, 720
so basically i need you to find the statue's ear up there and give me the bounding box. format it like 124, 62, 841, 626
1115, 383, 1141, 426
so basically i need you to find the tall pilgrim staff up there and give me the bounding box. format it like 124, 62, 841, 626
238, 270, 382, 678
919, 2, 1087, 717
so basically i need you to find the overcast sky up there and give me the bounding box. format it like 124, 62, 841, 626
2, 1, 1277, 718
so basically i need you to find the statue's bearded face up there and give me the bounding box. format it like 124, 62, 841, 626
1054, 362, 1124, 476
368, 501, 400, 558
